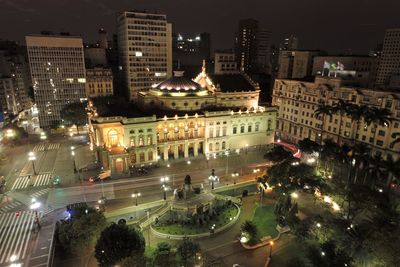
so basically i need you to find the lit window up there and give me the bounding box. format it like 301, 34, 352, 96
78, 78, 86, 83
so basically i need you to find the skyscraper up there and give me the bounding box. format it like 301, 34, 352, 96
26, 34, 86, 128
375, 28, 400, 87
235, 19, 271, 74
236, 19, 258, 73
117, 11, 172, 100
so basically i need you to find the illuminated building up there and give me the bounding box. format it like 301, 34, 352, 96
278, 50, 321, 79
26, 34, 86, 128
214, 51, 237, 74
376, 28, 400, 88
272, 76, 400, 159
117, 11, 173, 100
85, 68, 113, 98
89, 65, 277, 177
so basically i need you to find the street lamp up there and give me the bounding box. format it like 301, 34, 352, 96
30, 199, 41, 229
208, 169, 218, 190
224, 150, 230, 179
160, 176, 169, 200
71, 146, 77, 173
28, 151, 37, 175
269, 241, 274, 258
131, 192, 141, 206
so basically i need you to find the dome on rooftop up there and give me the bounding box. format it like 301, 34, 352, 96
152, 71, 203, 93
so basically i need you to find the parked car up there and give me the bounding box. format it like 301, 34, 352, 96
98, 170, 111, 180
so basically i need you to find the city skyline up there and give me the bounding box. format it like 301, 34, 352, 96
1, 0, 400, 53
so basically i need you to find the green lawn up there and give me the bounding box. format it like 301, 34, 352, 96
153, 205, 239, 235
252, 205, 279, 239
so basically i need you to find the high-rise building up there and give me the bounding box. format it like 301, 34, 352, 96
280, 35, 299, 51
376, 28, 400, 87
235, 19, 272, 74
172, 32, 211, 69
236, 19, 258, 73
255, 29, 272, 74
117, 11, 172, 100
26, 34, 86, 128
278, 50, 320, 79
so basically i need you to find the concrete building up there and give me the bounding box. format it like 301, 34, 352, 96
312, 55, 377, 87
376, 28, 400, 87
173, 32, 211, 67
272, 76, 400, 159
214, 51, 237, 74
117, 10, 172, 100
280, 35, 299, 51
255, 29, 272, 74
84, 47, 108, 67
89, 66, 276, 177
26, 35, 86, 128
86, 68, 113, 98
278, 50, 320, 79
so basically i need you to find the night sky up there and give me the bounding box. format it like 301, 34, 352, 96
1, 0, 400, 53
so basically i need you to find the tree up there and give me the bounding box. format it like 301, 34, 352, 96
177, 239, 200, 267
95, 223, 145, 267
154, 242, 172, 266
363, 107, 392, 153
298, 138, 320, 154
347, 104, 369, 145
119, 253, 146, 267
57, 207, 107, 255
314, 103, 333, 144
331, 99, 351, 144
264, 145, 293, 163
241, 220, 257, 241
60, 102, 88, 134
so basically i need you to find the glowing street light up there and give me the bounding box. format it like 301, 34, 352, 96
131, 192, 141, 206
269, 241, 274, 258
5, 129, 15, 138
160, 176, 169, 200
291, 192, 299, 199
71, 146, 77, 173
28, 151, 37, 175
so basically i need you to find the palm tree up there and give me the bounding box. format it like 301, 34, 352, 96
314, 103, 333, 145
332, 100, 351, 144
320, 138, 340, 174
383, 155, 400, 191
347, 104, 369, 145
364, 154, 385, 188
363, 107, 392, 152
350, 143, 371, 184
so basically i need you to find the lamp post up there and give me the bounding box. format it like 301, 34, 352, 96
160, 176, 169, 200
28, 151, 37, 175
224, 150, 230, 179
30, 199, 41, 229
71, 146, 77, 173
269, 241, 274, 258
131, 192, 141, 206
208, 169, 218, 190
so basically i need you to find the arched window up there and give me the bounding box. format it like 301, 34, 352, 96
255, 123, 260, 132
107, 129, 119, 147
267, 119, 273, 131
248, 124, 252, 132
222, 141, 226, 150
147, 135, 152, 145
138, 136, 144, 146
139, 152, 145, 162
240, 125, 245, 133
148, 151, 153, 161
233, 126, 238, 134
215, 142, 220, 151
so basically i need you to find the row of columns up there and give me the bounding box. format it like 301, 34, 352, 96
162, 141, 201, 160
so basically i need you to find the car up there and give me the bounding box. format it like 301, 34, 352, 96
89, 176, 100, 183
98, 170, 111, 180
137, 167, 148, 175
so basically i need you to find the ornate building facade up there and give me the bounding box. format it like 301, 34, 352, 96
89, 66, 276, 177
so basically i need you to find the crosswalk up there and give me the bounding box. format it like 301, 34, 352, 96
32, 143, 46, 152
0, 211, 35, 264
33, 173, 52, 187
12, 173, 53, 190
0, 200, 23, 215
30, 188, 50, 199
11, 176, 31, 190
32, 143, 60, 152
47, 143, 60, 150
